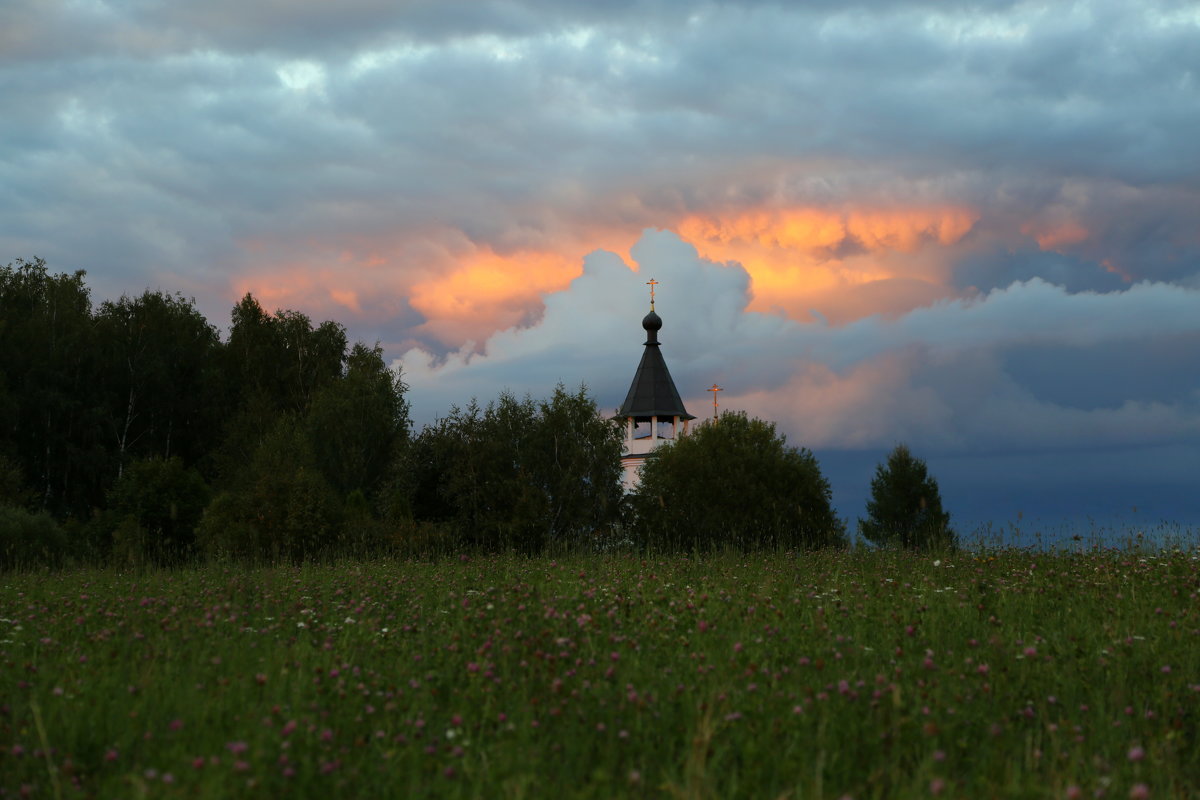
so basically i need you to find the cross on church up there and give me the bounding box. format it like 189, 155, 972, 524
707, 383, 723, 421
646, 278, 658, 310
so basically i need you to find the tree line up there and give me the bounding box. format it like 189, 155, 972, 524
1, 258, 953, 568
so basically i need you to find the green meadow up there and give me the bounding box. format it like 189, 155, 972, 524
2, 547, 1197, 799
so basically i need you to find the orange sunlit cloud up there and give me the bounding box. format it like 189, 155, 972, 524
232, 227, 643, 349
233, 268, 360, 316
729, 354, 954, 449
328, 289, 362, 314
232, 206, 980, 350
407, 228, 643, 348
1022, 218, 1089, 253
1021, 213, 1135, 281
409, 247, 585, 346
676, 206, 978, 323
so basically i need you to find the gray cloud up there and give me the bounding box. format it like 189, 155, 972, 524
4, 0, 1200, 525
5, 3, 1198, 276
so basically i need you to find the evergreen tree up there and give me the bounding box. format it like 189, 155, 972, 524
859, 444, 955, 551
634, 411, 845, 551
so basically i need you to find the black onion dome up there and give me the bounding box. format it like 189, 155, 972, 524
642, 310, 662, 332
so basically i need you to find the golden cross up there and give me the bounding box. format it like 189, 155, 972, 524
646, 278, 658, 310
707, 383, 723, 421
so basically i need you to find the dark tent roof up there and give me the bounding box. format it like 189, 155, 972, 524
617, 310, 695, 422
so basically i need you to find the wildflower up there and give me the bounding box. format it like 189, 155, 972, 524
930, 778, 946, 796
1128, 746, 1145, 763
1129, 784, 1150, 800
226, 741, 249, 755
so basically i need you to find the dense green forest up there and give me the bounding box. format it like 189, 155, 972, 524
0, 258, 864, 567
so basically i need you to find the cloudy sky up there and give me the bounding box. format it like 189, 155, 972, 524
4, 0, 1200, 537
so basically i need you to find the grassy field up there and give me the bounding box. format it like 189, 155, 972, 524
1, 547, 1197, 799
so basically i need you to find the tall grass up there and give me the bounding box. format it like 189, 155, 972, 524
2, 546, 1197, 798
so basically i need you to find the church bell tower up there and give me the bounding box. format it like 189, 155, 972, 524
616, 280, 695, 490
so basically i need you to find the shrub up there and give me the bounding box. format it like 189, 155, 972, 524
0, 505, 68, 569
197, 420, 342, 562
408, 386, 624, 553
0, 452, 32, 508
634, 411, 846, 551
195, 492, 258, 561
107, 457, 209, 564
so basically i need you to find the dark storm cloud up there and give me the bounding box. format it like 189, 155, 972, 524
5, 2, 1198, 278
